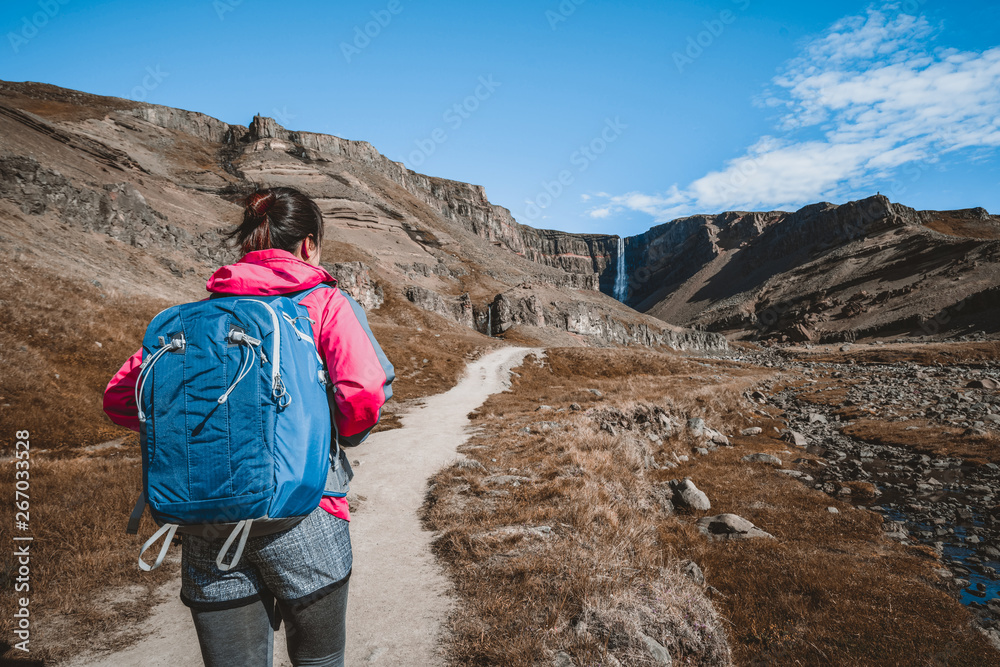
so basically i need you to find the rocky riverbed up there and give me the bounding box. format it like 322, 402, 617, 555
730, 344, 1000, 646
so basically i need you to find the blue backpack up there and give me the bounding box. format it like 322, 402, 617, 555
126, 285, 352, 571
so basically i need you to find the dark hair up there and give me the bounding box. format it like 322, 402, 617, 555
228, 186, 324, 256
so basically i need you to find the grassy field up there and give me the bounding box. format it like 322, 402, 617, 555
424, 347, 995, 665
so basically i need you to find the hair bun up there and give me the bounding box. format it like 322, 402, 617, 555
246, 191, 276, 218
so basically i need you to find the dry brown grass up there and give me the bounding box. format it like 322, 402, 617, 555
841, 419, 1000, 464
922, 213, 1000, 240
425, 347, 996, 666
0, 454, 176, 663
0, 265, 172, 452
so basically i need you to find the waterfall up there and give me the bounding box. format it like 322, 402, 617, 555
486, 308, 492, 337
613, 236, 627, 302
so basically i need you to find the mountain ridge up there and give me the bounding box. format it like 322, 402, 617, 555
0, 78, 723, 352
3, 77, 997, 346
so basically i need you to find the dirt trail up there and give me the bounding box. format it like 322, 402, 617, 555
64, 345, 536, 667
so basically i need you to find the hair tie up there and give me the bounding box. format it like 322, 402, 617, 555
247, 191, 276, 218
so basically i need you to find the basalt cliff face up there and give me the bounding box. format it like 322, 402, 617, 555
0, 79, 724, 352
4, 78, 996, 350
235, 109, 1000, 343
243, 114, 620, 290
617, 199, 1000, 342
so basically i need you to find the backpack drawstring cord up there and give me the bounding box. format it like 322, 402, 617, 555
218, 331, 261, 405
135, 337, 185, 423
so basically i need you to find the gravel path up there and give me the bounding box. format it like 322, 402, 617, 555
65, 345, 536, 667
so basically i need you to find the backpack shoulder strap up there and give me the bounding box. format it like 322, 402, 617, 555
289, 281, 336, 305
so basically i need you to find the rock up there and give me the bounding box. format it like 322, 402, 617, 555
681, 560, 705, 586
638, 634, 672, 666
783, 430, 809, 447
532, 421, 563, 433
484, 475, 531, 486
456, 459, 485, 471
327, 262, 383, 310
967, 379, 1000, 390
570, 403, 581, 411
669, 478, 711, 511
698, 514, 774, 540
741, 427, 763, 436
404, 286, 473, 328
827, 507, 839, 513
742, 453, 782, 466
553, 651, 575, 667
687, 418, 706, 438
963, 427, 988, 437
587, 388, 603, 398
808, 413, 828, 424
706, 429, 730, 446
789, 323, 815, 343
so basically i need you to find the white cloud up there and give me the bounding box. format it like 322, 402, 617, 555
591, 4, 1000, 222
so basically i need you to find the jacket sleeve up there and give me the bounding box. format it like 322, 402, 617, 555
307, 286, 395, 446
103, 348, 143, 432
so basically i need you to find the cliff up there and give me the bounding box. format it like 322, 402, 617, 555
0, 79, 725, 352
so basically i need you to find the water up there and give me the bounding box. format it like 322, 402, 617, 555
773, 380, 1000, 623
486, 309, 492, 337
613, 236, 626, 302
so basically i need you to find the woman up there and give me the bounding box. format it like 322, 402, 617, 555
103, 186, 394, 667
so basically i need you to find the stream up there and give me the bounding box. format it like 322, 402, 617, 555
755, 357, 1000, 638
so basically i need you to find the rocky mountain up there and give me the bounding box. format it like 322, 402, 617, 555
618, 198, 1000, 342
3, 78, 996, 356
0, 79, 724, 352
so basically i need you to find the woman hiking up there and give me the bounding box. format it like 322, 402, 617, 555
103, 186, 395, 667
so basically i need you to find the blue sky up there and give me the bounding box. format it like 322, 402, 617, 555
2, 0, 999, 238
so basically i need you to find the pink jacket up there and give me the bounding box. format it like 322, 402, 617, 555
103, 249, 395, 521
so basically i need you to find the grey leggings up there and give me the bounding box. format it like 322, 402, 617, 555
190, 578, 349, 667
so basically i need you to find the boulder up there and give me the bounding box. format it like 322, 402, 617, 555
668, 478, 711, 511
706, 428, 730, 446
967, 379, 1000, 390
681, 560, 705, 586
697, 514, 774, 540
783, 430, 809, 447
639, 634, 672, 666
742, 453, 782, 466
